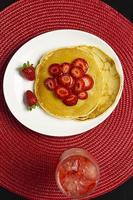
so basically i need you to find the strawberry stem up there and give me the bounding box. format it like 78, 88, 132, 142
27, 61, 30, 66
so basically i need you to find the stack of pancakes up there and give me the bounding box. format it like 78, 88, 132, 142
35, 46, 120, 120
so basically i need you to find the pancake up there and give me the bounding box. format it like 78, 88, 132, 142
34, 47, 103, 119
78, 46, 120, 120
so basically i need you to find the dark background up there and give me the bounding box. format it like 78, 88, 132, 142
0, 0, 133, 199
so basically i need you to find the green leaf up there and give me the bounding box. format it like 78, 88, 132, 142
32, 105, 36, 109
27, 104, 38, 111
27, 106, 32, 111
23, 63, 27, 68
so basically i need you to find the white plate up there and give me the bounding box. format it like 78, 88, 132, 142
3, 30, 124, 137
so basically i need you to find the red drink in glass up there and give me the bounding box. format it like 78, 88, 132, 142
56, 148, 99, 199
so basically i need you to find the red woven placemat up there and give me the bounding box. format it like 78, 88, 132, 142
0, 0, 133, 199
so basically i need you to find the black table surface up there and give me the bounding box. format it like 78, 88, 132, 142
0, 0, 133, 199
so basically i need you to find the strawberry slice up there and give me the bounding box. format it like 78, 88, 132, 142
48, 63, 61, 76
70, 66, 84, 79
55, 86, 70, 99
54, 77, 59, 87
45, 78, 57, 90
58, 74, 71, 87
58, 74, 74, 88
69, 76, 75, 89
63, 94, 78, 106
20, 61, 35, 81
82, 75, 94, 90
74, 79, 85, 94
25, 90, 38, 110
78, 91, 88, 100
72, 58, 89, 73
61, 62, 71, 74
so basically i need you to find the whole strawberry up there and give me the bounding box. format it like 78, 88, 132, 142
25, 90, 38, 110
20, 61, 35, 80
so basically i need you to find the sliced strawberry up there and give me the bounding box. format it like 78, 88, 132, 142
25, 90, 37, 110
20, 61, 35, 81
45, 78, 57, 90
70, 66, 84, 79
82, 75, 94, 90
63, 94, 78, 106
61, 62, 71, 74
58, 74, 71, 87
73, 79, 85, 94
54, 77, 59, 87
55, 86, 70, 100
58, 74, 75, 88
48, 63, 61, 76
72, 58, 89, 73
78, 91, 88, 100
69, 76, 75, 89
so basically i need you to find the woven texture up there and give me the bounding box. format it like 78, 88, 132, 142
0, 0, 133, 199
